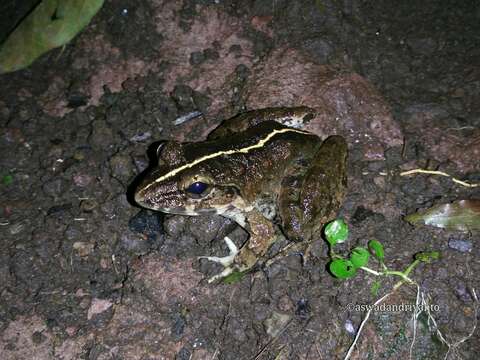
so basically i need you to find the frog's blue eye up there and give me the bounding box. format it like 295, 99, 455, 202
186, 181, 209, 195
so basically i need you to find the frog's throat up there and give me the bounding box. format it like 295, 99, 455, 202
141, 127, 312, 193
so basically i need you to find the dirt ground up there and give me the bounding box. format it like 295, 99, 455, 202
1, 1, 479, 359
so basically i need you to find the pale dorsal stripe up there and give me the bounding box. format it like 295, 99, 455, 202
142, 127, 311, 192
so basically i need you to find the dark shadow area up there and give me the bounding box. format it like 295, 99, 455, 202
125, 140, 166, 205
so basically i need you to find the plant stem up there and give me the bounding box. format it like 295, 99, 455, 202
402, 259, 420, 277
360, 266, 380, 276
359, 266, 416, 285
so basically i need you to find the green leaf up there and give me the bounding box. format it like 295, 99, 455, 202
329, 259, 357, 279
0, 0, 105, 74
2, 175, 13, 185
350, 247, 370, 268
415, 251, 440, 263
324, 219, 349, 246
368, 240, 385, 262
405, 200, 480, 232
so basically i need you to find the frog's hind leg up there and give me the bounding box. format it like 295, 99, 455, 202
278, 135, 348, 243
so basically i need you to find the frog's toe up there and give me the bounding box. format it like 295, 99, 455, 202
198, 236, 239, 267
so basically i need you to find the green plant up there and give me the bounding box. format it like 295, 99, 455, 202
325, 219, 451, 360
2, 174, 13, 185
324, 219, 439, 285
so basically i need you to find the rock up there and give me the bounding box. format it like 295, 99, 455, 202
344, 319, 356, 334
109, 154, 134, 181
90, 119, 115, 150
121, 230, 158, 254
73, 242, 94, 257
42, 178, 68, 199
301, 38, 334, 63
87, 298, 113, 320
171, 85, 196, 112
189, 51, 205, 65
129, 131, 152, 142
73, 174, 93, 187
448, 238, 472, 253
264, 311, 291, 337
244, 48, 403, 160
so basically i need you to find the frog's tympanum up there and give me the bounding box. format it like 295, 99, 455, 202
134, 107, 347, 282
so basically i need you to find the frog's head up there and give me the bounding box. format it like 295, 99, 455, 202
134, 141, 244, 216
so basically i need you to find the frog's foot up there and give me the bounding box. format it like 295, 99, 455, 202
198, 236, 239, 283
199, 236, 238, 267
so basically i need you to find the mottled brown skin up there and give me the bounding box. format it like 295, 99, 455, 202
134, 107, 347, 280
207, 106, 316, 139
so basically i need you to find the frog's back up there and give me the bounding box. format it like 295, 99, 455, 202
208, 107, 317, 140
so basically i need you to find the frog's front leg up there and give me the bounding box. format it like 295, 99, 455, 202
200, 209, 278, 283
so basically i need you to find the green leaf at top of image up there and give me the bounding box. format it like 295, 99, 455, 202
324, 219, 349, 246
0, 0, 105, 74
329, 259, 357, 279
405, 199, 480, 232
368, 239, 384, 262
349, 247, 370, 268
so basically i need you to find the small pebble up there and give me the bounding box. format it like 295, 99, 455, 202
345, 319, 356, 334
130, 131, 151, 142
73, 174, 93, 187
73, 241, 94, 257
173, 110, 203, 125
448, 238, 472, 253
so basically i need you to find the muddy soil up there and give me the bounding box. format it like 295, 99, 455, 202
1, 1, 479, 359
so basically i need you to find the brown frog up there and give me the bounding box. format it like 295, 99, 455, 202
134, 107, 347, 281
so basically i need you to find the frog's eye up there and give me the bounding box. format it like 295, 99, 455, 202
185, 181, 210, 197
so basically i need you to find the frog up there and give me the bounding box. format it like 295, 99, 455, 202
134, 106, 348, 282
